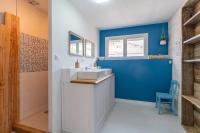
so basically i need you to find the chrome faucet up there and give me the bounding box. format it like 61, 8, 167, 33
85, 67, 90, 71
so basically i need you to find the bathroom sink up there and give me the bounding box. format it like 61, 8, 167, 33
102, 69, 112, 75
77, 69, 112, 80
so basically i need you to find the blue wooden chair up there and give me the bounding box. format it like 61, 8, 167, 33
155, 80, 179, 115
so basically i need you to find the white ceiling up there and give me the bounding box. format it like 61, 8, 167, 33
70, 0, 185, 29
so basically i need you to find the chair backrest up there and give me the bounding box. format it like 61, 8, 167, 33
169, 80, 179, 100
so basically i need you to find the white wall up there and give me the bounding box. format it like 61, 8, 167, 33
50, 0, 98, 132
168, 0, 187, 118
20, 72, 48, 119
0, 0, 48, 120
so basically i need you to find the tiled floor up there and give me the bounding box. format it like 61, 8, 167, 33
19, 101, 185, 133
101, 100, 186, 133
18, 111, 48, 132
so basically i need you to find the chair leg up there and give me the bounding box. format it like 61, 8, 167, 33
172, 100, 177, 116
169, 103, 173, 112
158, 98, 161, 114
155, 96, 158, 108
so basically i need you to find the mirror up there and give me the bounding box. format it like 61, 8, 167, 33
69, 31, 84, 56
85, 39, 95, 58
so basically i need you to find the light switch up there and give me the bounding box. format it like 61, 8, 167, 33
54, 55, 60, 61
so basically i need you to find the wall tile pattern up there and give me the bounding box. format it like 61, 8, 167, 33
20, 33, 48, 72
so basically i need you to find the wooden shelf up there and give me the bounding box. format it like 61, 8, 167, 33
184, 59, 200, 63
183, 125, 199, 133
182, 95, 200, 109
184, 34, 200, 44
182, 1, 200, 131
184, 0, 200, 8
184, 11, 200, 26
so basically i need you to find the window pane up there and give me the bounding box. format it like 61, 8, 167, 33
108, 39, 123, 57
127, 37, 145, 57
86, 42, 92, 57
70, 42, 77, 54
78, 42, 83, 56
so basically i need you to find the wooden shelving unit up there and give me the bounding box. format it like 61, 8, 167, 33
182, 0, 200, 133
184, 0, 200, 7
184, 11, 200, 26
184, 59, 200, 63
183, 126, 199, 133
182, 95, 200, 109
184, 34, 200, 44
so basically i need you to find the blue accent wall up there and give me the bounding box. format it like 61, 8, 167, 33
98, 22, 172, 102
97, 59, 172, 102
99, 22, 168, 56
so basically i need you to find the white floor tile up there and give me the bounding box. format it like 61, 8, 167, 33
19, 111, 48, 131
101, 101, 185, 133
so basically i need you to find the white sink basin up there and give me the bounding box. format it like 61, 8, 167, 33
77, 69, 112, 80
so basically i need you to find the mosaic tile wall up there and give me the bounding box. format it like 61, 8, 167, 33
20, 33, 48, 73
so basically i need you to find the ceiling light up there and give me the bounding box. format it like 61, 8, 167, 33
94, 0, 110, 4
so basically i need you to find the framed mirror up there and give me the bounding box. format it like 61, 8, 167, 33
69, 31, 84, 56
85, 39, 95, 58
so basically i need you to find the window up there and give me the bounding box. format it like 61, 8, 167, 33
78, 42, 83, 56
85, 42, 92, 57
106, 33, 148, 58
108, 39, 124, 57
70, 42, 77, 55
127, 37, 145, 57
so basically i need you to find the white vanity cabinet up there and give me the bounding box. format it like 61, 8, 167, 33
94, 76, 115, 132
62, 69, 115, 133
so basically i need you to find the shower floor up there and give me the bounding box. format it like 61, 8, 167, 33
18, 111, 48, 132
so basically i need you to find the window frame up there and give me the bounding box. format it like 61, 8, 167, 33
105, 33, 148, 59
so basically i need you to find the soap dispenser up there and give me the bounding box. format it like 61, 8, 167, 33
75, 60, 80, 68
93, 62, 97, 68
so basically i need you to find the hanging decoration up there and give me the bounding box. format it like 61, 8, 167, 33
160, 25, 167, 45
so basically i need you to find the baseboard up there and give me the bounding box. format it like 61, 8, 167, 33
61, 131, 71, 133
115, 98, 155, 106
13, 123, 48, 133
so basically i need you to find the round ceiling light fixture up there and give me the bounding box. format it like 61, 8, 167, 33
94, 0, 110, 4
